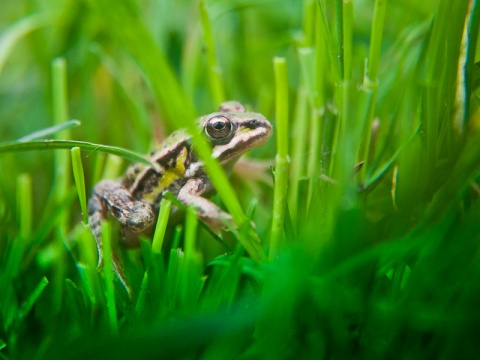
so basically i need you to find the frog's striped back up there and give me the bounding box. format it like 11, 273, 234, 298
123, 130, 195, 205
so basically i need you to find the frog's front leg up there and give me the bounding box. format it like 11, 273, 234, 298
178, 178, 233, 233
88, 180, 155, 293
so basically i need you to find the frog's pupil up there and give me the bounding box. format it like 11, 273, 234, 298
213, 121, 225, 130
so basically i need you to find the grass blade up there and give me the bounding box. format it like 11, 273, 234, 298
152, 198, 172, 254
0, 140, 153, 166
269, 57, 290, 260
18, 277, 49, 319
0, 11, 60, 76
16, 174, 32, 240
71, 147, 88, 224
17, 120, 81, 142
199, 0, 226, 106
100, 221, 118, 335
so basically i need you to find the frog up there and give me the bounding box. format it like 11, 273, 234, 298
87, 101, 272, 294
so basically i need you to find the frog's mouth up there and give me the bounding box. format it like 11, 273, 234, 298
213, 117, 272, 163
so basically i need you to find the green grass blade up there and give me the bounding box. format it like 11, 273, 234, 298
135, 271, 149, 315
269, 57, 290, 261
75, 263, 98, 307
167, 248, 185, 311
100, 220, 118, 335
0, 11, 60, 76
52, 57, 71, 239
187, 129, 267, 261
288, 87, 309, 224
152, 198, 172, 254
18, 277, 49, 319
181, 207, 203, 313
71, 147, 88, 224
302, 0, 316, 46
0, 140, 153, 166
16, 174, 32, 240
342, 0, 353, 82
316, 0, 341, 81
199, 0, 226, 106
64, 279, 90, 332
17, 120, 81, 142
367, 0, 388, 83
461, 0, 480, 131
357, 0, 388, 182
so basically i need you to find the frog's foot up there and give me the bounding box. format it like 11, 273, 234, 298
91, 180, 155, 232
88, 180, 155, 298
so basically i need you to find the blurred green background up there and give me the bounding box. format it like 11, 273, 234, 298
1, 0, 480, 359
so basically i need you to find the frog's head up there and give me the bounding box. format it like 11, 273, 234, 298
199, 101, 272, 165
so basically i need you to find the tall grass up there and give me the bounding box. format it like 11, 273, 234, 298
1, 0, 480, 358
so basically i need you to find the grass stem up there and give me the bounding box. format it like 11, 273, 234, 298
71, 147, 88, 224
270, 57, 290, 261
200, 0, 226, 106
100, 221, 118, 335
152, 199, 172, 254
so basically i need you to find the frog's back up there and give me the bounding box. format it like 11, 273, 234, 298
123, 129, 195, 205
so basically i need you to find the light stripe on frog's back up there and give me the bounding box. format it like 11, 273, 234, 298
129, 139, 191, 202
143, 146, 189, 203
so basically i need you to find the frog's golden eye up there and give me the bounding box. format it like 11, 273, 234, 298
205, 115, 234, 143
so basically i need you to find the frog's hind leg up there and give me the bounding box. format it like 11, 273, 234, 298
178, 178, 234, 233
87, 190, 108, 268
88, 179, 155, 297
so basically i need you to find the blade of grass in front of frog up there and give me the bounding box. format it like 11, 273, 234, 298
162, 192, 235, 252
152, 198, 172, 254
180, 207, 204, 313
167, 247, 185, 313
162, 191, 234, 252
100, 220, 118, 335
139, 237, 168, 317
0, 139, 154, 167
0, 175, 32, 325
187, 130, 267, 262
76, 225, 105, 307
1, 174, 31, 291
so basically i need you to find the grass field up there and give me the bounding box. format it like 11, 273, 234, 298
1, 0, 480, 358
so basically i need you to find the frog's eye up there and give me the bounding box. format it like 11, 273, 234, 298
204, 115, 234, 143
